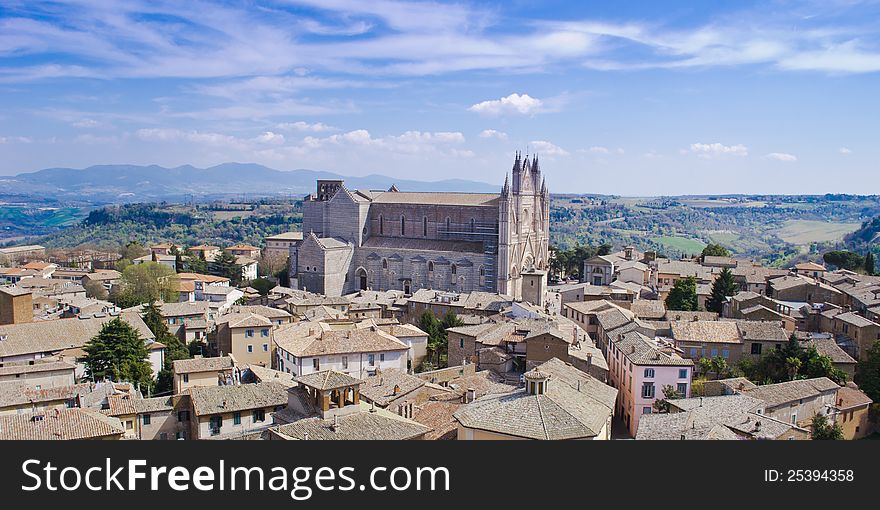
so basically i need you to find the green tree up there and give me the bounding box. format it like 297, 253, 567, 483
705, 267, 738, 313
740, 334, 847, 385
701, 244, 731, 258
210, 250, 242, 285
865, 251, 876, 276
665, 276, 699, 311
84, 279, 109, 300
810, 414, 843, 440
250, 277, 274, 296
855, 340, 880, 402
182, 249, 208, 274
652, 384, 682, 413
140, 302, 191, 394
82, 317, 153, 389
418, 311, 442, 369
111, 262, 179, 308
823, 250, 864, 271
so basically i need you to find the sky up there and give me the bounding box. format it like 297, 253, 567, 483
1, 0, 880, 195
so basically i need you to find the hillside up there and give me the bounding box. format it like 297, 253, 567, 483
3, 163, 498, 202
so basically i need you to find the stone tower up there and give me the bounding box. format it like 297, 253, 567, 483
498, 152, 551, 300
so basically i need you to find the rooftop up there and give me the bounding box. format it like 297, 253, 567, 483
0, 408, 124, 440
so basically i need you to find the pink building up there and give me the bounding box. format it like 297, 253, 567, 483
606, 330, 694, 437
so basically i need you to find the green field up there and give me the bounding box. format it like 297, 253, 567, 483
651, 235, 707, 254
777, 220, 862, 245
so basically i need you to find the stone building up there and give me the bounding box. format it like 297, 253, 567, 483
291, 153, 550, 300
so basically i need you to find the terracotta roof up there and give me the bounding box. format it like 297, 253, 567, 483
295, 370, 364, 391
173, 356, 234, 374
671, 321, 741, 344
371, 191, 500, 207
274, 323, 409, 357
270, 405, 430, 440
0, 408, 125, 440
0, 359, 76, 377
743, 377, 840, 409
360, 369, 426, 406
186, 382, 288, 416
835, 385, 872, 409
0, 312, 154, 358
453, 358, 617, 440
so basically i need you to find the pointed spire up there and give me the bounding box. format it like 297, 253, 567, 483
532, 154, 540, 175
512, 151, 522, 174
502, 173, 510, 195
541, 176, 547, 195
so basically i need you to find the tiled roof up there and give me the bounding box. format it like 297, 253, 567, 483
243, 364, 297, 388
274, 323, 409, 357
743, 377, 840, 409
0, 382, 92, 408
0, 312, 154, 358
265, 232, 304, 241
612, 331, 694, 367
295, 370, 364, 391
0, 408, 125, 440
0, 359, 76, 377
270, 406, 430, 440
664, 310, 719, 322
799, 336, 856, 364
360, 369, 426, 406
215, 312, 273, 328
630, 300, 667, 320
107, 394, 174, 416
172, 356, 234, 374
834, 311, 879, 328
731, 320, 789, 342
187, 382, 289, 416
671, 321, 741, 344
453, 358, 617, 440
371, 191, 500, 207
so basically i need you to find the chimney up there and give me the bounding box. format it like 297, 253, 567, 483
304, 432, 310, 440
466, 388, 476, 403
586, 353, 593, 369
331, 415, 339, 432
393, 384, 401, 395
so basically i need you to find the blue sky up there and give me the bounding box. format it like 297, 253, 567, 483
1, 0, 880, 195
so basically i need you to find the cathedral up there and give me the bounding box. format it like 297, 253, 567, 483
290, 153, 550, 300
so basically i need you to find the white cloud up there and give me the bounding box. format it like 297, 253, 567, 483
529, 140, 569, 157
71, 118, 101, 129
479, 129, 508, 140
765, 152, 797, 162
253, 131, 285, 145
275, 121, 337, 132
468, 93, 544, 116
0, 136, 32, 144
687, 142, 749, 158
839, 147, 852, 155
588, 146, 609, 154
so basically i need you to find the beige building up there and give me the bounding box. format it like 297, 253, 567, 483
831, 385, 873, 440
172, 356, 239, 394
185, 382, 289, 439
264, 231, 304, 259
0, 359, 76, 387
215, 312, 276, 367
0, 286, 33, 325
107, 393, 191, 440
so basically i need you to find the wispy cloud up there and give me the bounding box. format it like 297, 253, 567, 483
840, 146, 853, 154
765, 152, 798, 162
530, 140, 569, 157
687, 142, 749, 159
479, 129, 508, 140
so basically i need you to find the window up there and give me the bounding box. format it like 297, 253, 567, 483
459, 338, 464, 348
182, 374, 189, 383
247, 345, 253, 353
368, 354, 375, 365
751, 343, 762, 355
400, 216, 406, 235
382, 258, 388, 269
790, 413, 797, 424
641, 383, 655, 399
253, 409, 265, 422
379, 215, 384, 235
233, 412, 241, 425
342, 356, 348, 369
722, 349, 730, 359
178, 411, 189, 422
210, 416, 222, 435
176, 431, 186, 440
644, 368, 655, 378
677, 383, 687, 396
642, 407, 652, 415
261, 328, 269, 337
142, 414, 151, 425
262, 344, 268, 352
312, 358, 320, 370
423, 217, 428, 237
428, 261, 434, 273
380, 353, 385, 362
678, 369, 688, 379
711, 348, 718, 357
246, 329, 254, 337
451, 264, 457, 275
689, 348, 698, 358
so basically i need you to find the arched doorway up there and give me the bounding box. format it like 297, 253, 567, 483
356, 267, 368, 291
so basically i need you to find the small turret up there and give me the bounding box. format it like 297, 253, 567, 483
502, 173, 510, 196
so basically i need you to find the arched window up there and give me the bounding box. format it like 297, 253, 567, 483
379, 215, 384, 235
470, 218, 475, 232
400, 216, 406, 236
382, 258, 388, 269
428, 261, 434, 273
451, 264, 457, 275
479, 266, 486, 286
423, 217, 428, 237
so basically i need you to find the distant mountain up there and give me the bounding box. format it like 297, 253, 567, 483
3, 163, 499, 203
